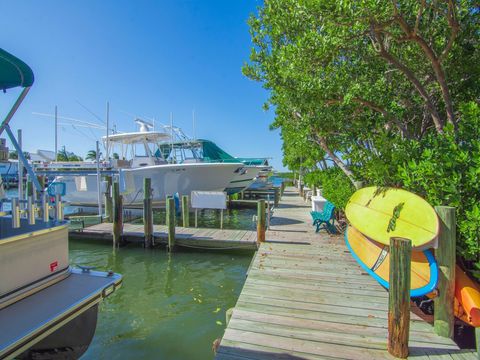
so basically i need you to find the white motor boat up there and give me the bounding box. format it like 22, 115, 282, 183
157, 127, 270, 195
57, 128, 241, 205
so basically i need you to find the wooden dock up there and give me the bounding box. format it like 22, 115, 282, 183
216, 187, 477, 359
70, 223, 258, 251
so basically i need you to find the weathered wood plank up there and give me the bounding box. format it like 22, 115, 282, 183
217, 188, 471, 360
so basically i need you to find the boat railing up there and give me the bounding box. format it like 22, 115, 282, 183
0, 193, 64, 229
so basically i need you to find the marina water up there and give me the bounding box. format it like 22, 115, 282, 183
69, 209, 255, 359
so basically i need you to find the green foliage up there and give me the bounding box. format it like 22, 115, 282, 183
57, 146, 83, 162
245, 0, 480, 275
395, 102, 480, 273
305, 167, 355, 212
85, 150, 99, 161
8, 150, 30, 160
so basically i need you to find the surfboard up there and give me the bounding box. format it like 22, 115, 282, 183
454, 265, 480, 327
345, 186, 439, 248
345, 226, 438, 297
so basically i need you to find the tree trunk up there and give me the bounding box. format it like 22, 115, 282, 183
316, 136, 357, 187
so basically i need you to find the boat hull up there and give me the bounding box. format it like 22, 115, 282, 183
17, 304, 98, 360
59, 163, 241, 205
225, 166, 263, 195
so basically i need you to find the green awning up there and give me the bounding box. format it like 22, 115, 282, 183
0, 48, 34, 90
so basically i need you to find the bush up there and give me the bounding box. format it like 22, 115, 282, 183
305, 167, 355, 213
395, 102, 480, 277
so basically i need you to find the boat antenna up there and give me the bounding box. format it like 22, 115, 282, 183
135, 118, 154, 132
170, 112, 174, 162
54, 105, 58, 161
192, 109, 196, 141
106, 101, 110, 160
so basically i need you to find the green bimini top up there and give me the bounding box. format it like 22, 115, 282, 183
157, 139, 269, 165
0, 48, 34, 91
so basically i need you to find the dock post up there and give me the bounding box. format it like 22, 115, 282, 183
55, 194, 63, 220
299, 184, 304, 197
167, 197, 175, 252
143, 178, 153, 248
388, 237, 411, 359
105, 175, 113, 222
274, 187, 280, 207
112, 181, 123, 248
11, 197, 20, 228
476, 328, 479, 360
257, 199, 266, 243
41, 192, 49, 222
27, 196, 35, 225
182, 195, 189, 227
434, 206, 456, 338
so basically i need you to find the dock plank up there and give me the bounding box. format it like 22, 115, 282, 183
70, 223, 258, 250
216, 188, 477, 360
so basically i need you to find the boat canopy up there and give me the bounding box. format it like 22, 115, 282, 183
157, 139, 269, 165
0, 48, 34, 91
102, 131, 170, 145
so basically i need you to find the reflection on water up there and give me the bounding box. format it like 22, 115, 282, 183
71, 241, 251, 360
132, 208, 257, 230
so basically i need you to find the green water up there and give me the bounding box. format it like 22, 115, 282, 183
70, 241, 251, 359
131, 208, 258, 230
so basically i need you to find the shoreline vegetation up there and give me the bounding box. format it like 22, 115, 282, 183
244, 0, 480, 279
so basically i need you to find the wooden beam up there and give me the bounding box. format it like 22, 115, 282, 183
388, 237, 411, 358
257, 199, 265, 243
104, 175, 113, 222
167, 197, 175, 252
434, 206, 456, 338
112, 181, 123, 248
182, 195, 189, 228
143, 178, 153, 248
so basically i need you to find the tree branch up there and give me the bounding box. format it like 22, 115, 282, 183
370, 24, 445, 133
389, 0, 456, 126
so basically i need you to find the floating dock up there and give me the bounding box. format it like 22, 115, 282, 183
215, 188, 477, 359
70, 223, 258, 251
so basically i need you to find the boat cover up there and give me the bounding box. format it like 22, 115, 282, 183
0, 48, 34, 90
158, 139, 268, 165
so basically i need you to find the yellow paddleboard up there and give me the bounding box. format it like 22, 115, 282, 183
345, 226, 438, 297
345, 186, 439, 248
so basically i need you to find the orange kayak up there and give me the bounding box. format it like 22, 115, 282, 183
455, 265, 480, 327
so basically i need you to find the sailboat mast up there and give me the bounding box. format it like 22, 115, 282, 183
106, 101, 110, 160
192, 109, 196, 141
54, 105, 58, 161
170, 112, 174, 162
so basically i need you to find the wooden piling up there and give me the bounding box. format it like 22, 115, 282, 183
182, 195, 189, 228
112, 181, 123, 248
434, 206, 456, 338
476, 327, 479, 360
299, 184, 304, 197
167, 197, 175, 252
257, 199, 265, 243
280, 181, 285, 196
143, 178, 153, 248
388, 237, 412, 358
104, 175, 113, 222
274, 187, 280, 207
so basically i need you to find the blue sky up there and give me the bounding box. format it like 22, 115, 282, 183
0, 1, 285, 170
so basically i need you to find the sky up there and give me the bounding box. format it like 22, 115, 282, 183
0, 1, 285, 170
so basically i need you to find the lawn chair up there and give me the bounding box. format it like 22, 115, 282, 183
310, 201, 336, 233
